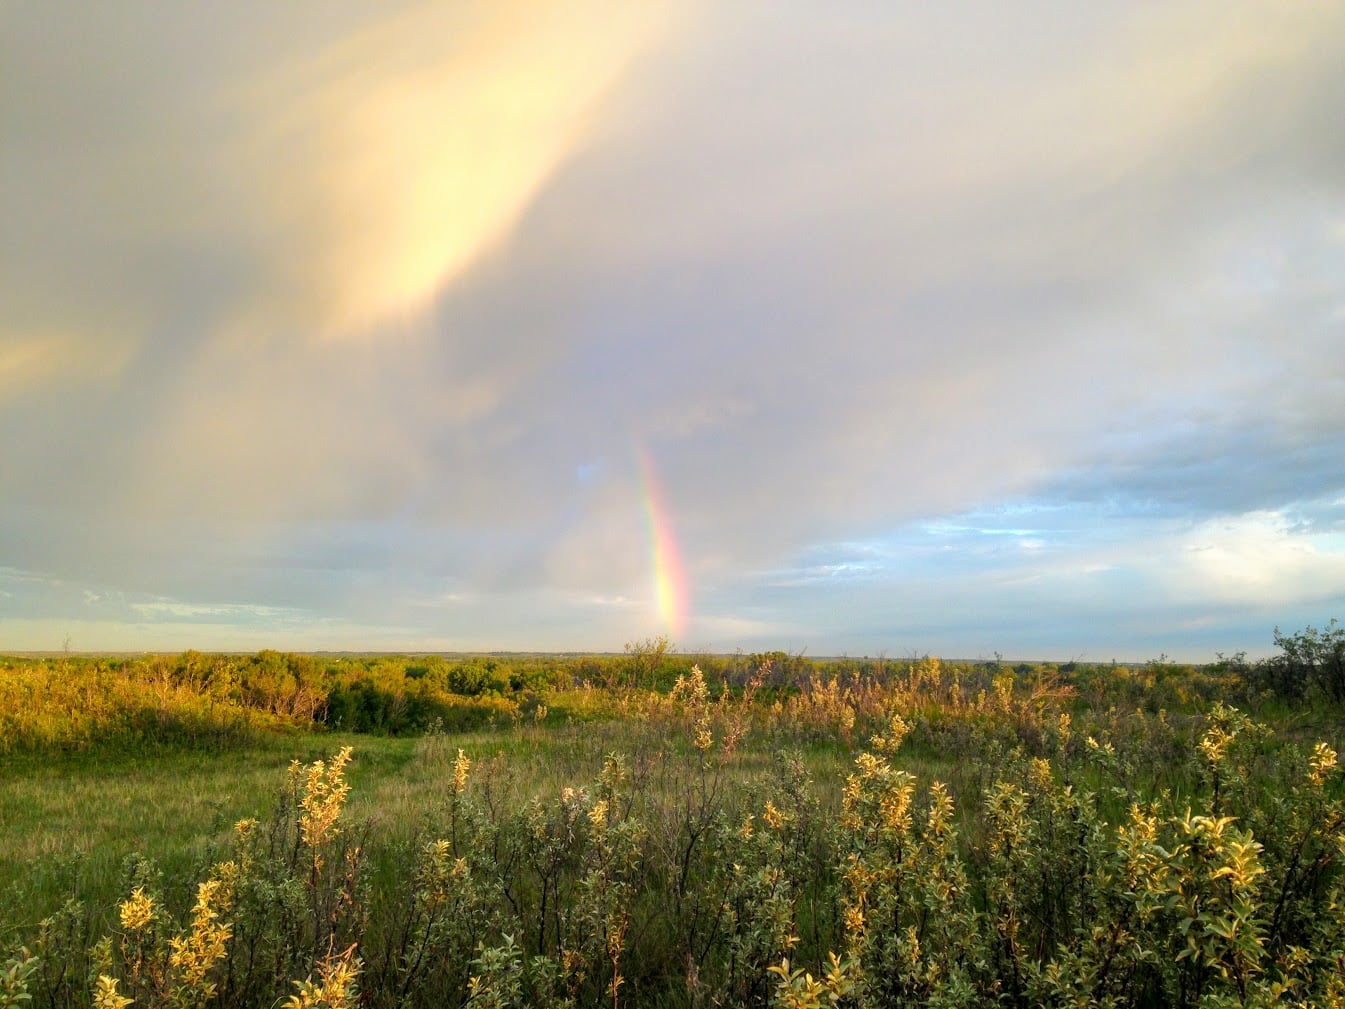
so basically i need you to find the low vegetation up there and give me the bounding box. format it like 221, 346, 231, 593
2, 627, 1344, 1007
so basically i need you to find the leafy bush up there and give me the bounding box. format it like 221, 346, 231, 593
1253, 620, 1345, 704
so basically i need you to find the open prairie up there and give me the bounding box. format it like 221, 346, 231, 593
3, 638, 1345, 1008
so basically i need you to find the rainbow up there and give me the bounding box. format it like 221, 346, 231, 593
635, 447, 689, 638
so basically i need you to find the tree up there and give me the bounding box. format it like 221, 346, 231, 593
1257, 619, 1345, 703
622, 635, 671, 690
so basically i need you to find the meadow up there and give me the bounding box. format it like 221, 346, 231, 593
2, 629, 1344, 1008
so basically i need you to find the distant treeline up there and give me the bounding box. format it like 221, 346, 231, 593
2, 621, 1342, 754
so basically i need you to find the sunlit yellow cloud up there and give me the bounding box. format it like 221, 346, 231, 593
0, 337, 66, 395
0, 333, 134, 398
0, 2, 680, 406
236, 3, 674, 339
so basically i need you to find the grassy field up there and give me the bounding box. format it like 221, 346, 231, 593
0, 734, 414, 929
3, 647, 1345, 1008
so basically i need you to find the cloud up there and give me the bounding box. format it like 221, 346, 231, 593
482, 1, 1345, 569
1, 3, 674, 357
709, 503, 1345, 660
230, 4, 676, 339
1145, 512, 1345, 611
3, 2, 1344, 653
0, 0, 685, 559
0, 334, 133, 397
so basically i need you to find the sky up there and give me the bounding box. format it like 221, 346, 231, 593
3, 2, 1344, 661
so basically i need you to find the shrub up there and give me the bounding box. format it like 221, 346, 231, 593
1254, 620, 1345, 704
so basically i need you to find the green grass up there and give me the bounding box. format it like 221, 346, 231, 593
0, 709, 1081, 939
0, 715, 860, 942
0, 734, 420, 935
